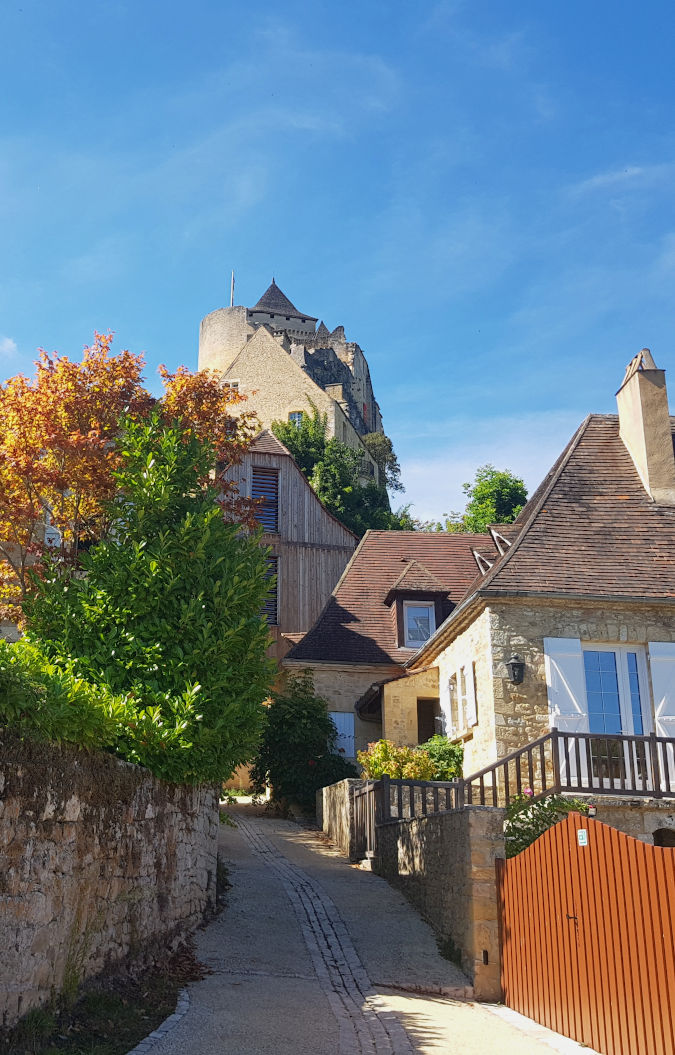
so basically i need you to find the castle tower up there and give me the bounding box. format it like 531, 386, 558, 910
197, 280, 383, 454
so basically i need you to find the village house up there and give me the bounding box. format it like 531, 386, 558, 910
292, 350, 675, 812
284, 530, 494, 757
398, 348, 675, 787
198, 279, 383, 484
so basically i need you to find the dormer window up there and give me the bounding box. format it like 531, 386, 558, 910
403, 602, 435, 647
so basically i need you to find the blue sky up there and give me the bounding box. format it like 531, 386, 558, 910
2, 1, 675, 520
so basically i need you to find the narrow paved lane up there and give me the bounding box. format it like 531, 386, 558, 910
145, 806, 570, 1055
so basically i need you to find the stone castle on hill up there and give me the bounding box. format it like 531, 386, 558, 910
198, 280, 384, 481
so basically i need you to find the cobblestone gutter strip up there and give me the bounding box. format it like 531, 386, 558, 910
125, 989, 190, 1055
236, 815, 416, 1055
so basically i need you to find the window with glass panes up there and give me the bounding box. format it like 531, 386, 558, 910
403, 602, 435, 647
582, 645, 649, 780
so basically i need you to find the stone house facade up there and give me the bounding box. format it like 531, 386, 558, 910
398, 350, 675, 778
198, 280, 382, 483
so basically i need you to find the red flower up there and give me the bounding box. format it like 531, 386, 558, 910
308, 759, 317, 767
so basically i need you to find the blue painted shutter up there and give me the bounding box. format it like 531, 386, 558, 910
330, 712, 355, 757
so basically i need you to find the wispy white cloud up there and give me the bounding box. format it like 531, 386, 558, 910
569, 162, 675, 196
0, 336, 17, 357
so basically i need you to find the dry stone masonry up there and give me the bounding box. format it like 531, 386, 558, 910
0, 733, 219, 1029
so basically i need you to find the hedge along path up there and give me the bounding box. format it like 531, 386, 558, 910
234, 814, 415, 1055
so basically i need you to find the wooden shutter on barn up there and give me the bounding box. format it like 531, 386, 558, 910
261, 556, 278, 625
251, 467, 279, 532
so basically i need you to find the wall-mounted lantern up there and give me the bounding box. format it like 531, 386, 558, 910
506, 654, 525, 684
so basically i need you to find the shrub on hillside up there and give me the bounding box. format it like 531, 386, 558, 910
250, 671, 358, 810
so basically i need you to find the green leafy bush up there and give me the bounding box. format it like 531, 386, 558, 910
251, 671, 358, 810
14, 415, 275, 784
505, 791, 590, 857
357, 739, 435, 780
418, 734, 463, 780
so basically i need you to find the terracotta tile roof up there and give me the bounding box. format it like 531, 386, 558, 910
250, 280, 317, 321
286, 530, 493, 666
385, 560, 449, 601
250, 430, 292, 457
462, 414, 675, 604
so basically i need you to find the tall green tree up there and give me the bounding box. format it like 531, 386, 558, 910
361, 432, 404, 493
271, 407, 409, 536
439, 464, 527, 533
413, 465, 527, 533
25, 414, 275, 782
271, 404, 330, 478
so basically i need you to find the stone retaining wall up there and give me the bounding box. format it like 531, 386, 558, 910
320, 778, 365, 859
0, 733, 219, 1028
374, 806, 505, 1000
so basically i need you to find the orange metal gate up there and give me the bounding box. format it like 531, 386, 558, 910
496, 813, 675, 1055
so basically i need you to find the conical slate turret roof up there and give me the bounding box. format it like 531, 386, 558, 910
250, 280, 316, 321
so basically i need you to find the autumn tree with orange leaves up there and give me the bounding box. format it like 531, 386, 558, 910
0, 334, 259, 624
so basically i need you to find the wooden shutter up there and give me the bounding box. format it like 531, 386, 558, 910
261, 556, 278, 625
543, 637, 589, 733
464, 662, 477, 727
330, 712, 355, 757
251, 467, 279, 532
649, 642, 675, 737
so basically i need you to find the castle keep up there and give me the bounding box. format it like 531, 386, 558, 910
198, 280, 383, 479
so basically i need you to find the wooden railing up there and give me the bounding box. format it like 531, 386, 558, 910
351, 732, 675, 858
352, 776, 462, 857
462, 730, 675, 807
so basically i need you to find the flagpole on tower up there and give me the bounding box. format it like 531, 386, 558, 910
230, 270, 235, 307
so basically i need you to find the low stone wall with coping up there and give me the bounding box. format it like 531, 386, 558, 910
0, 733, 219, 1029
374, 806, 505, 1000
320, 778, 365, 860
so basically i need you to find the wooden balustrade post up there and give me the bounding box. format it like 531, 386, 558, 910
381, 774, 391, 821
551, 729, 561, 792
649, 732, 663, 798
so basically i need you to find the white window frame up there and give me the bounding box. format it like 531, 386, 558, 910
581, 644, 652, 736
288, 410, 304, 428
402, 601, 436, 648
224, 378, 239, 393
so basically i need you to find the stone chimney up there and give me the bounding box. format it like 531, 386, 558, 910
616, 348, 675, 505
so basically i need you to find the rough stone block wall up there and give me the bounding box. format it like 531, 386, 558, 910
321, 778, 365, 860
488, 599, 675, 764
304, 662, 397, 754
572, 795, 675, 843
374, 806, 505, 1000
0, 733, 219, 1029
